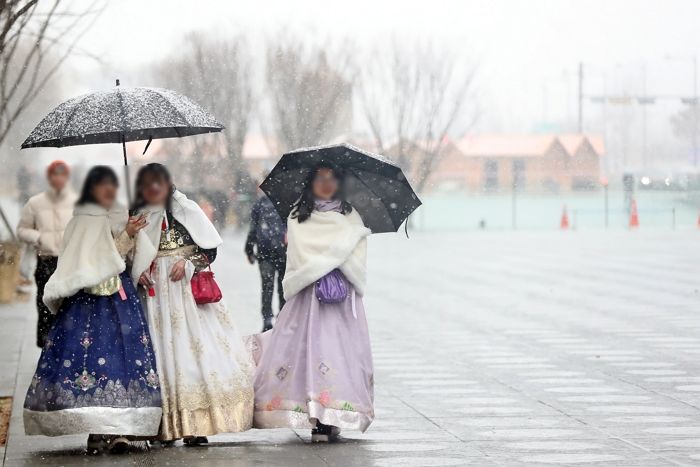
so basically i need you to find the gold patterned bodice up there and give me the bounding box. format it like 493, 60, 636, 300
85, 275, 122, 296
159, 227, 187, 251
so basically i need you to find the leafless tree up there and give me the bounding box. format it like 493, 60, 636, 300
153, 32, 254, 192
0, 0, 105, 149
359, 43, 478, 192
264, 36, 355, 152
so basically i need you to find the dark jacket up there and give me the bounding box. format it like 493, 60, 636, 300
245, 196, 287, 260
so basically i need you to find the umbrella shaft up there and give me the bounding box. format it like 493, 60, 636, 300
122, 137, 132, 204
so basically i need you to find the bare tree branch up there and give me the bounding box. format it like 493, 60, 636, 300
359, 42, 478, 192
264, 35, 355, 152
0, 0, 106, 147
152, 32, 255, 192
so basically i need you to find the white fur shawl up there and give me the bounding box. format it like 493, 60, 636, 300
43, 203, 128, 313
130, 190, 223, 283
282, 208, 370, 300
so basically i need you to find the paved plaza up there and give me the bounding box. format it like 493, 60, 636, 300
1, 230, 699, 466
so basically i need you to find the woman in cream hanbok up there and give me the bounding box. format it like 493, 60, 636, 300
130, 163, 253, 444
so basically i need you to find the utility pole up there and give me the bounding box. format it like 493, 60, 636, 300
642, 64, 648, 168
578, 62, 584, 133
693, 56, 698, 167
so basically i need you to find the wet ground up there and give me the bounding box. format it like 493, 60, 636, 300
2, 230, 700, 466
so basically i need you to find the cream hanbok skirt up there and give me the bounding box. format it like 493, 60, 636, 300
145, 249, 254, 440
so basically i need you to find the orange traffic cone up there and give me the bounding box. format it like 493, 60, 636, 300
560, 205, 569, 230
629, 199, 639, 228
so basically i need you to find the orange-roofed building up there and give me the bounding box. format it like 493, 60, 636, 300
426, 134, 604, 193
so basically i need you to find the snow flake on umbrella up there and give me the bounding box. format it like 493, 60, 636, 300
22, 86, 224, 148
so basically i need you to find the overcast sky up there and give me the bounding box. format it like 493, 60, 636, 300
31, 0, 700, 169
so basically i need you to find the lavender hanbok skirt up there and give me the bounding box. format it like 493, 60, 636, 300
251, 284, 374, 432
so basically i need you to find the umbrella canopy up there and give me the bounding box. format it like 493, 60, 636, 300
260, 143, 421, 234
21, 86, 224, 149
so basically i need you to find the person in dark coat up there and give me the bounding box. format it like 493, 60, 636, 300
245, 191, 287, 331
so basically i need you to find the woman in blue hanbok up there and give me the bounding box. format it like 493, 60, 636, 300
23, 166, 162, 454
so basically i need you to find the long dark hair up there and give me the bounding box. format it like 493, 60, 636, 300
291, 161, 352, 223
77, 165, 118, 205
131, 163, 175, 213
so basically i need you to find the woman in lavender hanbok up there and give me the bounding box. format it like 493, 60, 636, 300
252, 162, 374, 442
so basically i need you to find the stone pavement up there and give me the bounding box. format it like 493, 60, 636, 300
1, 230, 699, 466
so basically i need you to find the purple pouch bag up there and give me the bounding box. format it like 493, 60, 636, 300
315, 269, 348, 304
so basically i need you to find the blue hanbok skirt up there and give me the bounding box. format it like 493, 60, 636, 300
23, 272, 162, 437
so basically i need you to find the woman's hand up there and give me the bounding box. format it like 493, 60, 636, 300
169, 259, 186, 282
138, 272, 153, 288
126, 215, 148, 238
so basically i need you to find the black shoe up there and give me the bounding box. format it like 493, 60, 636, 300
107, 436, 130, 454
311, 423, 340, 443
262, 317, 273, 332
183, 436, 208, 446
87, 434, 106, 454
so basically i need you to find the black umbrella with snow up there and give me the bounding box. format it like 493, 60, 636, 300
260, 143, 422, 234
21, 80, 224, 200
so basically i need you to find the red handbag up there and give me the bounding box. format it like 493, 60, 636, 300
191, 266, 222, 304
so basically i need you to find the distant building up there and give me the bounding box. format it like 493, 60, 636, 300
425, 134, 604, 193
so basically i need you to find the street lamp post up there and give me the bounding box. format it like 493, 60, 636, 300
693, 56, 698, 167
666, 55, 698, 167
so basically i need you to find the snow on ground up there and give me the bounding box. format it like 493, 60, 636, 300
2, 230, 699, 466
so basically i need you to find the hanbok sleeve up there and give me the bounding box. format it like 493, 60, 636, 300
113, 230, 135, 257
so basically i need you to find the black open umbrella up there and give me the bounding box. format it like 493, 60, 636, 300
260, 143, 421, 234
21, 80, 224, 200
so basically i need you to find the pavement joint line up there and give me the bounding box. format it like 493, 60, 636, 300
598, 370, 700, 412
606, 435, 687, 467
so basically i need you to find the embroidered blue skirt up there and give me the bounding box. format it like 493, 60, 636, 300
23, 272, 162, 436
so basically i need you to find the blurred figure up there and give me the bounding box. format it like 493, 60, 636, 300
17, 161, 77, 347
16, 165, 32, 204
245, 185, 287, 331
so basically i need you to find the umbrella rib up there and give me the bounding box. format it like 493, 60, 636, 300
151, 89, 191, 131
116, 87, 129, 138
347, 167, 401, 231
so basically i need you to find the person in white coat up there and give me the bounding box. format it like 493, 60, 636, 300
16, 160, 77, 347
